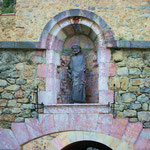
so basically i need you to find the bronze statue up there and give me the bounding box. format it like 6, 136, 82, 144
68, 45, 86, 103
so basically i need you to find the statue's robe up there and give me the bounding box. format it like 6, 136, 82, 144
69, 54, 86, 103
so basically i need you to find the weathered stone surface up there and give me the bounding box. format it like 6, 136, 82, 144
21, 104, 35, 109
16, 63, 24, 70
127, 58, 144, 67
138, 111, 150, 122
16, 78, 26, 85
146, 78, 150, 86
117, 67, 128, 76
1, 91, 13, 99
18, 109, 31, 118
129, 118, 138, 123
0, 99, 7, 106
142, 103, 148, 111
137, 94, 149, 102
121, 77, 129, 90
15, 90, 23, 98
123, 110, 136, 117
0, 79, 8, 87
24, 70, 33, 77
33, 56, 44, 64
12, 108, 21, 114
0, 87, 4, 92
122, 93, 136, 103
0, 114, 15, 122
3, 108, 10, 114
5, 85, 20, 91
128, 103, 142, 110
143, 122, 150, 128
127, 51, 142, 58
131, 78, 145, 85
15, 117, 25, 122
6, 78, 16, 84
31, 111, 38, 118
17, 98, 29, 103
128, 86, 140, 92
140, 87, 150, 93
129, 68, 141, 75
143, 67, 150, 76
110, 76, 120, 90
113, 51, 124, 62
8, 100, 17, 107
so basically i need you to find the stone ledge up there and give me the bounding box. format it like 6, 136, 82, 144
0, 40, 150, 50
44, 104, 109, 114
107, 40, 150, 49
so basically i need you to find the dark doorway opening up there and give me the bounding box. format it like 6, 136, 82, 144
62, 140, 112, 150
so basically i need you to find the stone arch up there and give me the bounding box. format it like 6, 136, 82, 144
39, 9, 115, 49
38, 9, 116, 105
22, 131, 133, 150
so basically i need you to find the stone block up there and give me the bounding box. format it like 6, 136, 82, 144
16, 78, 26, 85
16, 63, 24, 70
143, 67, 150, 76
138, 111, 150, 122
25, 118, 43, 139
1, 91, 13, 99
0, 114, 15, 122
8, 100, 17, 107
46, 63, 55, 78
46, 77, 55, 91
0, 129, 19, 150
5, 85, 20, 91
98, 77, 108, 90
17, 98, 29, 103
37, 64, 46, 77
110, 76, 120, 90
38, 91, 56, 105
122, 93, 136, 103
140, 87, 150, 93
122, 123, 143, 144
12, 108, 21, 114
113, 51, 124, 62
97, 48, 110, 63
0, 99, 7, 106
15, 90, 23, 98
11, 123, 31, 145
46, 50, 55, 64
15, 117, 24, 122
121, 77, 129, 90
128, 86, 140, 92
99, 90, 114, 104
129, 68, 141, 75
137, 94, 149, 102
117, 67, 128, 76
21, 104, 35, 109
142, 103, 148, 110
128, 104, 141, 110
131, 78, 145, 85
123, 110, 136, 117
127, 58, 144, 67
0, 79, 8, 87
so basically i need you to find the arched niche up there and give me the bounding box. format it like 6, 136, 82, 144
38, 9, 115, 105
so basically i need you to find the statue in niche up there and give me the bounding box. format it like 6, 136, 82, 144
68, 44, 86, 103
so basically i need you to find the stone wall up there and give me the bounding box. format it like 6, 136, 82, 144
0, 15, 16, 41
0, 0, 150, 41
109, 49, 150, 127
0, 49, 45, 128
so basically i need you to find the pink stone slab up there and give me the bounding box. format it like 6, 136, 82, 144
99, 90, 114, 105
46, 34, 55, 50
96, 114, 113, 135
11, 123, 31, 145
46, 50, 55, 64
68, 114, 98, 131
0, 129, 19, 150
109, 118, 128, 139
38, 91, 56, 105
108, 63, 116, 76
46, 63, 55, 78
97, 47, 110, 63
37, 64, 46, 77
134, 136, 149, 150
51, 136, 65, 149
34, 51, 44, 56
39, 114, 55, 135
140, 129, 150, 140
54, 114, 70, 131
98, 77, 108, 90
122, 122, 143, 144
99, 63, 109, 76
46, 77, 55, 91
25, 118, 43, 139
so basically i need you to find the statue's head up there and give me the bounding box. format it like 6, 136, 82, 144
71, 44, 81, 55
